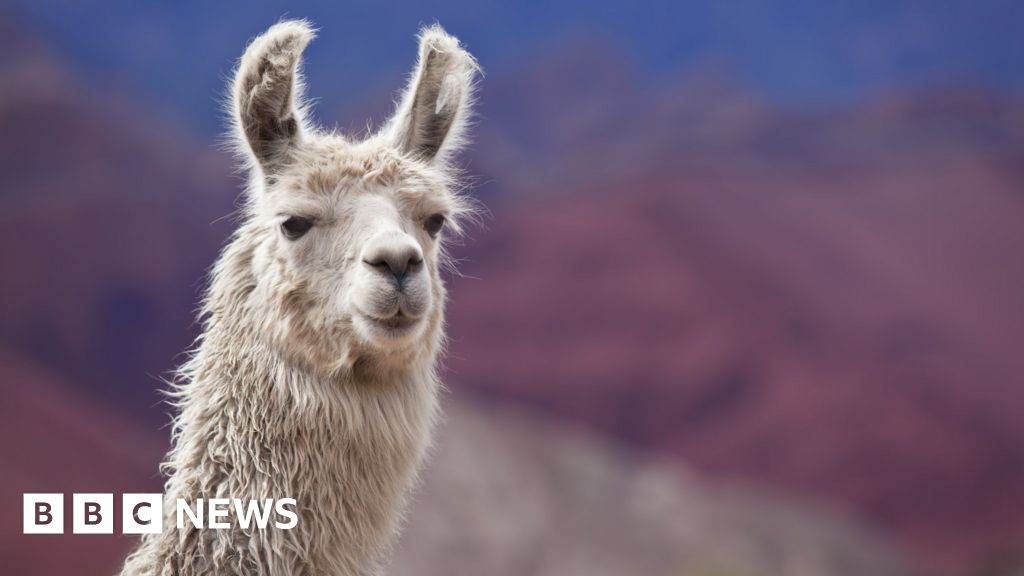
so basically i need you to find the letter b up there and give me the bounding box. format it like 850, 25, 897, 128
73, 493, 113, 534
24, 494, 63, 534
37, 502, 52, 525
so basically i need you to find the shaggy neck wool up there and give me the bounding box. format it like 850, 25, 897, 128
120, 233, 442, 576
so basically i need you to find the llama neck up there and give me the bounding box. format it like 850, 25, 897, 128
159, 294, 441, 574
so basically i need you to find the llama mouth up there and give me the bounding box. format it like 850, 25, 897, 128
360, 311, 422, 337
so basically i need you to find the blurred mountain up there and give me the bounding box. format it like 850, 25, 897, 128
0, 352, 165, 575
448, 45, 1024, 574
3, 9, 1024, 575
0, 12, 238, 422
394, 401, 905, 576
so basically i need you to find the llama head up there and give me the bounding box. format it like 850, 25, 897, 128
227, 20, 479, 373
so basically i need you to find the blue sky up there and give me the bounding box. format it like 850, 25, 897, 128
8, 0, 1023, 135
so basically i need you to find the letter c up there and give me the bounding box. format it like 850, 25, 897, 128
133, 502, 152, 525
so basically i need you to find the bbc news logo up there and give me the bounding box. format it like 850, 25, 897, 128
23, 493, 298, 534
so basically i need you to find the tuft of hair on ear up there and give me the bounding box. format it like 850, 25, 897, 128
385, 24, 482, 167
229, 19, 316, 174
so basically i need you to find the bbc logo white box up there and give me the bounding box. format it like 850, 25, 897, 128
73, 493, 113, 534
23, 493, 63, 534
123, 493, 163, 534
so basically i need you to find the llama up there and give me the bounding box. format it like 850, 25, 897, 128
119, 19, 480, 576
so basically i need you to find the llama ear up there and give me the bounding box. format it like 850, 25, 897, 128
232, 20, 315, 171
386, 26, 480, 164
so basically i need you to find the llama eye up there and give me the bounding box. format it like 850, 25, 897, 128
424, 214, 446, 238
281, 216, 313, 240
